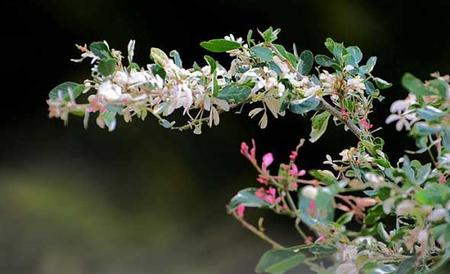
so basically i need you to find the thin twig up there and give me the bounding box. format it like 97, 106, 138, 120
318, 98, 363, 139
231, 212, 284, 249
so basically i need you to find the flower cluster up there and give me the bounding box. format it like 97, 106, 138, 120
47, 28, 388, 140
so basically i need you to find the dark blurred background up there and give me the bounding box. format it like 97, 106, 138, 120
1, 0, 449, 273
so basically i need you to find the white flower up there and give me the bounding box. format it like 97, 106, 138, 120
113, 71, 129, 86
390, 95, 416, 113
304, 85, 321, 97
346, 75, 366, 93
339, 149, 351, 162
302, 185, 318, 200
97, 81, 123, 101
224, 34, 243, 44
320, 70, 337, 92
277, 82, 286, 96
385, 112, 418, 131
427, 208, 447, 222
128, 71, 149, 86
364, 172, 384, 188
439, 154, 450, 166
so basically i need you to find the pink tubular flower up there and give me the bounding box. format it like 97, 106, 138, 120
289, 150, 298, 161
255, 188, 265, 199
262, 152, 274, 172
240, 139, 257, 162
360, 118, 373, 130
340, 108, 349, 119
264, 187, 281, 205
236, 204, 246, 218
256, 176, 268, 185
308, 200, 316, 215
255, 187, 281, 205
289, 163, 306, 177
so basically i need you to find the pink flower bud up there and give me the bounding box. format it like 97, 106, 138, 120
360, 118, 373, 130
240, 142, 249, 156
236, 204, 245, 218
256, 176, 268, 185
289, 151, 298, 161
262, 153, 274, 171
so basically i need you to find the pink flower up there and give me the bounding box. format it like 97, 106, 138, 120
262, 152, 274, 172
236, 204, 246, 218
289, 151, 298, 161
340, 108, 349, 119
264, 187, 281, 205
255, 187, 281, 205
255, 188, 266, 199
360, 118, 373, 130
240, 142, 249, 155
256, 176, 268, 185
289, 163, 306, 177
308, 200, 316, 215
240, 139, 257, 162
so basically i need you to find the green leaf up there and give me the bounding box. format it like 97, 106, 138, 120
360, 56, 377, 74
347, 46, 363, 64
309, 111, 331, 143
396, 256, 416, 274
315, 54, 334, 67
169, 50, 183, 67
373, 77, 392, 89
200, 39, 241, 53
49, 82, 84, 101
336, 212, 354, 225
255, 248, 306, 274
261, 27, 281, 43
364, 204, 384, 225
228, 188, 270, 211
416, 106, 445, 121
98, 58, 116, 77
324, 38, 346, 63
415, 183, 450, 206
402, 73, 433, 98
217, 84, 251, 103
443, 127, 450, 150
204, 55, 217, 73
298, 50, 314, 75
89, 41, 112, 60
149, 64, 166, 80
273, 44, 297, 66
377, 223, 390, 242
309, 170, 337, 185
309, 244, 337, 256
412, 122, 442, 136
429, 78, 449, 99
289, 96, 320, 115
150, 48, 169, 66
251, 46, 273, 62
